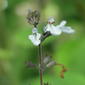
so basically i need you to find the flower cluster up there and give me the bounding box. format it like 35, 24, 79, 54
27, 10, 40, 27
28, 17, 75, 46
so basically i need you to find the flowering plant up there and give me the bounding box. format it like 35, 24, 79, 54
26, 10, 75, 85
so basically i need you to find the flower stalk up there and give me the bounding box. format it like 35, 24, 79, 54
39, 44, 43, 85
27, 9, 75, 85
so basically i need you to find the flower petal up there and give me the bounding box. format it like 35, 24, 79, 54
59, 20, 67, 27
61, 26, 75, 34
50, 25, 62, 35
48, 17, 55, 24
29, 33, 41, 46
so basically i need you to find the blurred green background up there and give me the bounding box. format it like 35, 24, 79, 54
0, 0, 85, 85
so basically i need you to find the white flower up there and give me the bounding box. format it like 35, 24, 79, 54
44, 24, 62, 35
44, 18, 75, 35
28, 28, 41, 46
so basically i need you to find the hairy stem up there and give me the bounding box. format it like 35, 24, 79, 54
39, 44, 43, 85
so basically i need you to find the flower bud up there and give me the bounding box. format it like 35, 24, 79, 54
46, 61, 56, 68
62, 68, 67, 72
32, 28, 38, 34
25, 61, 37, 68
43, 56, 51, 64
27, 10, 40, 27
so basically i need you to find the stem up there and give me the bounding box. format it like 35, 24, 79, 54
39, 44, 43, 85
41, 31, 51, 42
